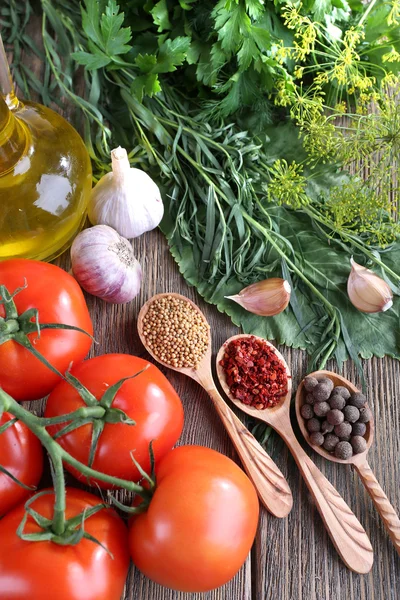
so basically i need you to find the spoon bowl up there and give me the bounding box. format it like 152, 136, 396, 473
296, 370, 400, 556
137, 293, 293, 518
216, 334, 373, 573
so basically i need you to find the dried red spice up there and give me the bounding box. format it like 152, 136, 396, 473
220, 336, 288, 409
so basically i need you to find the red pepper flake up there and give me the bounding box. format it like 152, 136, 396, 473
220, 336, 288, 410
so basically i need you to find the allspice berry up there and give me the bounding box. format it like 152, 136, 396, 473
313, 382, 332, 402
334, 386, 350, 400
334, 441, 353, 460
319, 377, 334, 393
343, 405, 360, 423
334, 421, 352, 439
327, 409, 344, 425
307, 418, 321, 433
351, 436, 367, 454
321, 420, 334, 434
323, 434, 339, 452
358, 406, 372, 423
309, 432, 324, 447
301, 404, 314, 419
304, 376, 319, 392
348, 392, 366, 409
305, 393, 316, 405
329, 393, 346, 410
352, 422, 366, 436
314, 401, 330, 417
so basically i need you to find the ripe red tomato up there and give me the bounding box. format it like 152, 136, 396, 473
0, 487, 130, 600
0, 413, 43, 517
0, 259, 93, 401
129, 445, 259, 592
45, 354, 184, 489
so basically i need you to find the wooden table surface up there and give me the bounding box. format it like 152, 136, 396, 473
14, 31, 400, 600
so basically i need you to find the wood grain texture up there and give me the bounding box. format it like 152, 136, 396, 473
9, 26, 400, 600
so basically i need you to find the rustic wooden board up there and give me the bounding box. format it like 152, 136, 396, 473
11, 30, 400, 600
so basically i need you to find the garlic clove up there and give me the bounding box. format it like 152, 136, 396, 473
71, 225, 142, 304
88, 146, 164, 239
226, 278, 291, 316
347, 258, 393, 313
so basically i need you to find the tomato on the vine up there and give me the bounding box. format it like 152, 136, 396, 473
0, 487, 130, 600
45, 354, 184, 488
129, 445, 259, 592
0, 259, 93, 401
0, 413, 43, 517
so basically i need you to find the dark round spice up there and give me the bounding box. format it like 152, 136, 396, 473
305, 393, 316, 405
329, 393, 346, 410
307, 418, 321, 433
343, 405, 360, 423
334, 421, 352, 439
319, 377, 334, 392
327, 409, 344, 425
220, 336, 288, 410
313, 382, 332, 402
333, 386, 351, 400
358, 406, 372, 423
314, 401, 330, 417
351, 436, 367, 454
323, 434, 339, 452
348, 392, 366, 409
304, 376, 319, 392
309, 432, 324, 446
334, 441, 353, 459
352, 422, 367, 436
321, 420, 334, 434
300, 404, 314, 419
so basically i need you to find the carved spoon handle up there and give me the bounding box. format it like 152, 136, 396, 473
354, 459, 400, 556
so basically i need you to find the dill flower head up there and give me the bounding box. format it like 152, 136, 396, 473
388, 0, 400, 25
266, 159, 309, 209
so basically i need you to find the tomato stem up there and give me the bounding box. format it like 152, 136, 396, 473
0, 388, 153, 538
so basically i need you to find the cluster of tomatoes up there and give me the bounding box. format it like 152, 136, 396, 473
0, 260, 259, 599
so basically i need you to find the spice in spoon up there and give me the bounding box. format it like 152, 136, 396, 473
220, 336, 288, 409
142, 295, 209, 368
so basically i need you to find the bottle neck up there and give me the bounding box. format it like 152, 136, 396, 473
0, 95, 28, 174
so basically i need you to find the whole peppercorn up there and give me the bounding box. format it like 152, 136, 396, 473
333, 386, 351, 400
334, 421, 352, 439
334, 441, 353, 460
358, 407, 372, 423
327, 409, 344, 425
348, 392, 366, 409
304, 376, 319, 392
351, 436, 367, 454
309, 432, 324, 447
352, 422, 367, 436
301, 404, 314, 419
307, 418, 321, 433
329, 393, 346, 410
319, 377, 334, 393
312, 382, 331, 402
314, 401, 331, 417
305, 393, 316, 405
321, 420, 334, 434
343, 405, 360, 423
323, 434, 339, 452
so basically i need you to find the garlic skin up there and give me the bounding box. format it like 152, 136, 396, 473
71, 225, 142, 304
226, 278, 291, 316
347, 258, 393, 313
88, 147, 164, 239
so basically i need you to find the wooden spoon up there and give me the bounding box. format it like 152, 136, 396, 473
296, 369, 400, 557
137, 293, 293, 518
216, 334, 374, 574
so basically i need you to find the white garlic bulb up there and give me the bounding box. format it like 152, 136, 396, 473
347, 258, 393, 313
71, 225, 142, 304
88, 147, 164, 238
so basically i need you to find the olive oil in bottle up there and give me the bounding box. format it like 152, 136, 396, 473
0, 36, 92, 261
